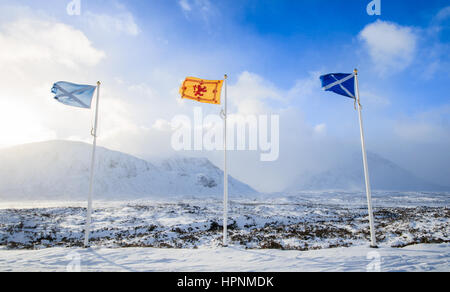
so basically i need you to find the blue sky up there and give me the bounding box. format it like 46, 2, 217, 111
0, 0, 449, 191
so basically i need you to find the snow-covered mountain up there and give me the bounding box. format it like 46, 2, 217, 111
287, 152, 446, 192
0, 141, 256, 200
156, 156, 256, 196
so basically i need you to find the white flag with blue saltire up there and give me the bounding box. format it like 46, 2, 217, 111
52, 81, 96, 109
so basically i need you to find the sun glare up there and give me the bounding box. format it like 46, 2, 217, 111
0, 99, 56, 148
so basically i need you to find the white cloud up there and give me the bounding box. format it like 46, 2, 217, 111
359, 20, 417, 75
229, 71, 284, 115
394, 122, 444, 142
288, 71, 323, 103
179, 0, 192, 12
419, 6, 450, 79
393, 105, 450, 143
435, 6, 450, 22
359, 90, 390, 107
84, 11, 140, 36
178, 0, 216, 28
194, 0, 213, 12
0, 18, 105, 69
180, 0, 212, 13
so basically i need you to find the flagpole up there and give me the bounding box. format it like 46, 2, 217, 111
223, 74, 228, 247
354, 69, 377, 248
84, 81, 101, 248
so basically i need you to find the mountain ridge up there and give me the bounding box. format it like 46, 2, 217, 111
0, 140, 256, 200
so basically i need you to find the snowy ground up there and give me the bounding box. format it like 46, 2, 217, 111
1, 191, 448, 250
0, 244, 448, 272
0, 191, 448, 271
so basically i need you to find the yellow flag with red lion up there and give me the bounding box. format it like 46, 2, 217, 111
179, 77, 224, 105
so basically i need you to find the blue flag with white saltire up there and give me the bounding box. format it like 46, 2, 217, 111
52, 81, 96, 109
320, 73, 356, 99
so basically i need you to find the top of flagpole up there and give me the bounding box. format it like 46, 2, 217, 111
97, 81, 101, 86
224, 74, 228, 80
354, 69, 361, 107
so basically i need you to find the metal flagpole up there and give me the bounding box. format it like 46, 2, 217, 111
354, 69, 377, 248
223, 74, 228, 247
84, 81, 101, 248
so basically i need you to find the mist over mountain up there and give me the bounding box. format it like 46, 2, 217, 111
287, 151, 447, 192
0, 140, 255, 200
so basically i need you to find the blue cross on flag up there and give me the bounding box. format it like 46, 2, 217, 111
320, 73, 356, 99
52, 81, 97, 109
